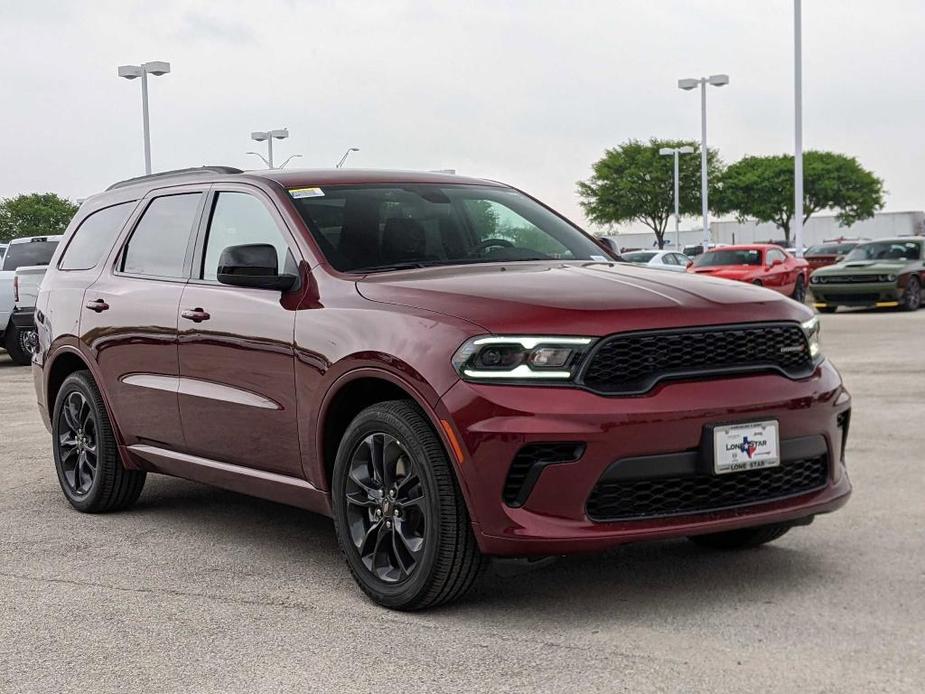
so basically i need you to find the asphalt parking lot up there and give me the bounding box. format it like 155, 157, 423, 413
1, 310, 923, 693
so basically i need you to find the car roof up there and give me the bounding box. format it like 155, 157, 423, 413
704, 244, 776, 251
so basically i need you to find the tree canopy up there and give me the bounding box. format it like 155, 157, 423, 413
714, 151, 884, 243
0, 193, 78, 243
577, 138, 722, 248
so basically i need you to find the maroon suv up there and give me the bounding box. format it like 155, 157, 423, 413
32, 167, 851, 609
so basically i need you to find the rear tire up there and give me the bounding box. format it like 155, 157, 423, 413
900, 276, 921, 311
4, 324, 33, 366
331, 400, 483, 610
688, 523, 792, 550
52, 371, 146, 513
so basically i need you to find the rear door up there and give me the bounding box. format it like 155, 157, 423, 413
81, 189, 205, 449
176, 186, 303, 477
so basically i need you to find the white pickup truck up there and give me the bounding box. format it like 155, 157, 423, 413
1, 235, 62, 364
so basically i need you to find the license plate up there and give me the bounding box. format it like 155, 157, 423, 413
713, 420, 780, 475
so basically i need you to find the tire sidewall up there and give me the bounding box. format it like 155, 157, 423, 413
903, 276, 921, 310
52, 374, 107, 511
331, 405, 444, 606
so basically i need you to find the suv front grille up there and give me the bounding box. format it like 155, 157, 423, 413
586, 455, 828, 522
579, 323, 813, 395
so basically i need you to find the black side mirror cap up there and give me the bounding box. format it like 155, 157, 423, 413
216, 243, 298, 292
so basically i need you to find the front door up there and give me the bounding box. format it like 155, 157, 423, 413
176, 188, 303, 477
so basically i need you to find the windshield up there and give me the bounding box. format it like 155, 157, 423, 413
1, 239, 60, 271
693, 248, 762, 267
623, 251, 657, 263
844, 241, 922, 262
288, 184, 609, 272
806, 243, 855, 256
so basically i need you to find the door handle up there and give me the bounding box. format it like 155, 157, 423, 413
181, 308, 210, 323
85, 299, 109, 313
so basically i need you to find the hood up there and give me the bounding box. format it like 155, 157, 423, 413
816, 259, 911, 275
690, 265, 758, 280
356, 261, 808, 335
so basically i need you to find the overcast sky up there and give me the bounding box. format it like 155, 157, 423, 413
1, 0, 922, 232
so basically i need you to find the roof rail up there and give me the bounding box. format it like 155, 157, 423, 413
106, 166, 243, 191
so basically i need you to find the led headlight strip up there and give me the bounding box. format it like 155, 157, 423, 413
453, 336, 595, 382
802, 316, 822, 360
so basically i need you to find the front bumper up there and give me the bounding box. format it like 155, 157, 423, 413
442, 361, 851, 556
810, 281, 901, 307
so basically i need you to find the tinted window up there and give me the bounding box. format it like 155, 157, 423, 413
661, 253, 678, 266
289, 184, 603, 272
844, 241, 922, 262
767, 249, 786, 264
202, 192, 295, 280
1, 239, 60, 271
693, 249, 762, 267
806, 243, 856, 256
59, 202, 135, 271
121, 194, 202, 278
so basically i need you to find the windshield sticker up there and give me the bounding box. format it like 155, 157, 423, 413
290, 187, 325, 199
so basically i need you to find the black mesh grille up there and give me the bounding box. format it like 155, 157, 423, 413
580, 323, 813, 395
586, 455, 828, 521
503, 443, 584, 506
815, 292, 881, 303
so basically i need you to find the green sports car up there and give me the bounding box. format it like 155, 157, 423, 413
810, 237, 924, 313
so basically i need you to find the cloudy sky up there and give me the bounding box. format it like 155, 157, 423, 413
0, 0, 922, 232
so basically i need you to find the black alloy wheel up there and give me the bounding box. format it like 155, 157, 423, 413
901, 276, 922, 311
57, 390, 99, 496
344, 432, 426, 583
52, 371, 146, 512
332, 400, 483, 610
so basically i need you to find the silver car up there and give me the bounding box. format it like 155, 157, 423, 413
622, 249, 691, 272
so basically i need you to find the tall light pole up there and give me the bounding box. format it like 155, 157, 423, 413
117, 61, 171, 175
659, 146, 695, 250
337, 147, 359, 168
678, 74, 729, 246
250, 128, 289, 168
793, 0, 804, 257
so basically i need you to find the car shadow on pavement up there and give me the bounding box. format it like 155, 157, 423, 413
126, 475, 832, 621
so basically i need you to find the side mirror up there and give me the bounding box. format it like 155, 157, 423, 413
686, 260, 693, 268
770, 258, 784, 267
217, 243, 297, 291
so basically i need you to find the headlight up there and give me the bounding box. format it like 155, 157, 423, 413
802, 316, 822, 361
452, 336, 595, 382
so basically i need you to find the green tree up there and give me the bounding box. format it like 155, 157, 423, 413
0, 193, 78, 243
714, 151, 884, 244
577, 138, 722, 248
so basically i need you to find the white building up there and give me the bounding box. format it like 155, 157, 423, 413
604, 211, 925, 250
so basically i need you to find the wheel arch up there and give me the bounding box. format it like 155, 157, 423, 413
314, 368, 475, 519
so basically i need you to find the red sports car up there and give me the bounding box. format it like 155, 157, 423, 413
687, 244, 809, 301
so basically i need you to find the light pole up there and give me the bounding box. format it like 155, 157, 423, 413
659, 146, 694, 250
678, 74, 729, 246
250, 128, 289, 168
793, 0, 804, 257
117, 61, 171, 175
337, 147, 359, 168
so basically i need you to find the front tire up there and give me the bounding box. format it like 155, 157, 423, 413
791, 275, 806, 303
331, 400, 483, 610
4, 324, 33, 365
52, 371, 146, 512
900, 276, 921, 311
688, 522, 791, 550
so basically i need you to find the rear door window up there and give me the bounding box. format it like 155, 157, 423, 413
121, 194, 203, 278
59, 202, 136, 271
1, 238, 60, 271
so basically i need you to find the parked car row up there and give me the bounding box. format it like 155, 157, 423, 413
1, 234, 62, 364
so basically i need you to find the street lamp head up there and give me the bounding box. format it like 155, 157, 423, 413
708, 74, 730, 87
117, 65, 144, 80
678, 146, 695, 154
143, 61, 171, 76
251, 131, 269, 142
658, 147, 675, 156
269, 128, 289, 140
677, 78, 699, 91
